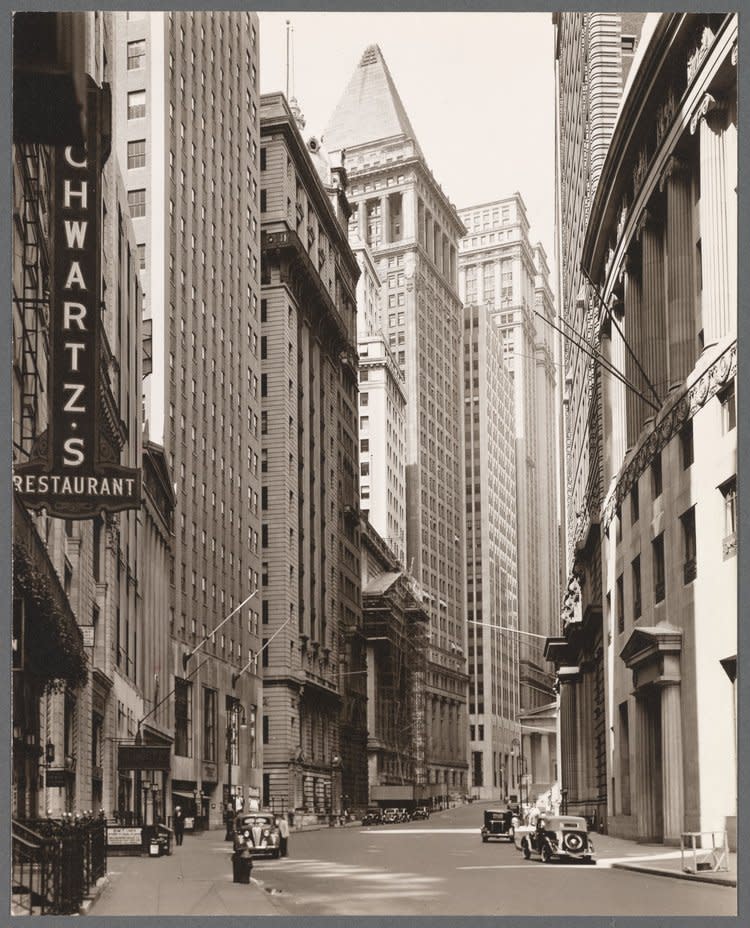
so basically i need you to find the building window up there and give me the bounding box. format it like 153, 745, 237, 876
174, 678, 192, 757
720, 476, 737, 559
631, 556, 641, 620
262, 638, 269, 668
652, 533, 665, 604
616, 574, 624, 634
203, 687, 217, 762
127, 39, 146, 70
137, 243, 146, 270
681, 506, 697, 583
127, 139, 146, 169
260, 147, 266, 171
651, 453, 662, 500
260, 189, 267, 212
128, 188, 146, 218
127, 90, 146, 119
719, 382, 736, 433
680, 420, 694, 469
631, 482, 639, 524
262, 715, 269, 745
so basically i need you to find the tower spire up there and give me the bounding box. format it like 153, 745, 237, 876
285, 19, 306, 130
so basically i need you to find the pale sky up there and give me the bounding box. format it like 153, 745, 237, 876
258, 11, 557, 271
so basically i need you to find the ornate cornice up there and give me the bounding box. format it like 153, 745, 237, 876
687, 26, 716, 85
602, 340, 736, 529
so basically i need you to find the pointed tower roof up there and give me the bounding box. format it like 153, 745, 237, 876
324, 44, 423, 159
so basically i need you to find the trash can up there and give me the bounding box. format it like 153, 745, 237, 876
232, 850, 253, 884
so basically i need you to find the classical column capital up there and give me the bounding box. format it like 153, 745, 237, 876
634, 208, 657, 242
658, 155, 688, 193
690, 92, 725, 135
731, 40, 738, 68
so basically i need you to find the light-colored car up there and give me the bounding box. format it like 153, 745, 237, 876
382, 808, 401, 824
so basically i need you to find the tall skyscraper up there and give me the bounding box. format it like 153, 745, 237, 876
462, 304, 520, 801
258, 93, 364, 815
113, 10, 264, 827
325, 45, 469, 795
555, 11, 738, 844
550, 11, 647, 828
458, 196, 560, 715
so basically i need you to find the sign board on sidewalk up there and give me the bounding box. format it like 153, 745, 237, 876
107, 826, 142, 846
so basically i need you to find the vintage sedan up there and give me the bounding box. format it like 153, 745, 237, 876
411, 807, 431, 821
481, 807, 518, 842
519, 815, 595, 864
233, 813, 281, 859
361, 808, 383, 826
382, 808, 402, 824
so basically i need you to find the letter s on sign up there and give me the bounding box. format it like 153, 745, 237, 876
63, 437, 85, 466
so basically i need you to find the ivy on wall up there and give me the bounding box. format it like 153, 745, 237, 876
13, 541, 88, 692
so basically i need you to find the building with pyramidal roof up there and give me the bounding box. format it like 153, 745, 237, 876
326, 45, 469, 800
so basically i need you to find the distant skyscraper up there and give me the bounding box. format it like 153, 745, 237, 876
258, 93, 364, 814
458, 195, 560, 714
326, 45, 469, 796
113, 10, 264, 826
462, 304, 520, 800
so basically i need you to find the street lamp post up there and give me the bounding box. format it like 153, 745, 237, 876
225, 701, 247, 840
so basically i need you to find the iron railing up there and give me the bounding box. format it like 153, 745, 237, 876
12, 817, 107, 915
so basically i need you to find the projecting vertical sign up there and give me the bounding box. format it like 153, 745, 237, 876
15, 77, 140, 518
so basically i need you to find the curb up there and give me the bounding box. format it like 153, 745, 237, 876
79, 875, 110, 915
611, 862, 736, 887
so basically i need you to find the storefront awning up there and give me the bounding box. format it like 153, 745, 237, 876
118, 744, 171, 771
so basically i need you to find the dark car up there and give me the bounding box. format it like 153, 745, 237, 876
382, 808, 401, 824
362, 808, 383, 826
412, 807, 430, 820
233, 812, 281, 859
481, 807, 518, 842
520, 815, 595, 864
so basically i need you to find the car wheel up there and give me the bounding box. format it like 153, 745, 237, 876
541, 844, 552, 864
522, 840, 531, 860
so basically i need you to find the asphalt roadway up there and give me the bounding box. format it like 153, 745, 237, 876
90, 801, 737, 918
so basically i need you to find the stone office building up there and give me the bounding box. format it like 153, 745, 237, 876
259, 93, 363, 817
549, 10, 647, 829
12, 11, 174, 825
551, 12, 737, 846
113, 10, 264, 828
325, 45, 469, 795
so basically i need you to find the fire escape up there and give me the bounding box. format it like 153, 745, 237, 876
15, 143, 50, 459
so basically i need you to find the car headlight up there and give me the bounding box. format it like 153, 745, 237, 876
243, 831, 250, 838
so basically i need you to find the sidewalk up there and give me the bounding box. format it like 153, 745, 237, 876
87, 829, 283, 916
592, 832, 737, 887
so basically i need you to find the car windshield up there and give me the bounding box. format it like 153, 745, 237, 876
238, 816, 273, 828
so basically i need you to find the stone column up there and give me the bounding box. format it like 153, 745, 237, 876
724, 96, 737, 326
623, 255, 646, 448
693, 94, 731, 345
662, 157, 696, 383
357, 199, 366, 245
403, 186, 416, 241
639, 209, 667, 402
634, 694, 651, 841
660, 683, 684, 844
381, 196, 390, 246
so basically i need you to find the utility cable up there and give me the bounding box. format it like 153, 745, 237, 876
533, 309, 659, 413
580, 263, 661, 406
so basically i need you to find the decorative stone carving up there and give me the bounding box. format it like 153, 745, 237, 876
601, 340, 736, 529
658, 155, 685, 193
731, 40, 737, 67
632, 146, 649, 193
687, 26, 715, 85
690, 92, 723, 135
655, 87, 677, 146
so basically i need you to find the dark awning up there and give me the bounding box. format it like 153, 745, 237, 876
118, 744, 171, 771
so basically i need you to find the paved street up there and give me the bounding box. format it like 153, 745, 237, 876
90, 803, 736, 917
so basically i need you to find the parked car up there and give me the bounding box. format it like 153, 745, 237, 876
481, 807, 518, 843
361, 808, 383, 826
232, 813, 281, 859
382, 808, 402, 824
412, 807, 430, 821
519, 815, 595, 864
